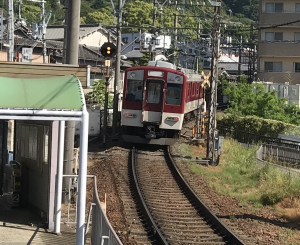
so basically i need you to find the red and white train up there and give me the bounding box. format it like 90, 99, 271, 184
121, 61, 205, 145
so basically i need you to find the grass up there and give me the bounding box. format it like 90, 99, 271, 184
179, 138, 300, 206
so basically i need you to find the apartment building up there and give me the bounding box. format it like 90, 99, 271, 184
258, 0, 300, 84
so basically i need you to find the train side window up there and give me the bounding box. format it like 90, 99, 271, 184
166, 83, 182, 105
148, 82, 161, 103
126, 79, 143, 102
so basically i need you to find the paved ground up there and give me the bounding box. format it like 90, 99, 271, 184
0, 196, 76, 245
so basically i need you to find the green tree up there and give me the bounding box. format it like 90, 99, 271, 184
86, 79, 113, 108
223, 80, 300, 125
21, 4, 42, 25
140, 52, 151, 66
81, 8, 114, 25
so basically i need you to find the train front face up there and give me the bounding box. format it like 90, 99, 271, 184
121, 66, 185, 145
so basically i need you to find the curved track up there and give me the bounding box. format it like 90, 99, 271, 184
130, 146, 245, 245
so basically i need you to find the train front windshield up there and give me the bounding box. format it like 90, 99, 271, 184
166, 83, 182, 105
126, 79, 143, 102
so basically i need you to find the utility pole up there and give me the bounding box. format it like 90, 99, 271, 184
152, 0, 157, 29
62, 0, 68, 64
18, 0, 22, 19
7, 0, 14, 62
150, 0, 158, 61
206, 0, 221, 166
112, 0, 123, 135
237, 36, 242, 83
173, 13, 178, 65
63, 1, 82, 244
41, 0, 46, 63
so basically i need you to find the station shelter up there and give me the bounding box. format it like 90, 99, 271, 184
0, 75, 89, 245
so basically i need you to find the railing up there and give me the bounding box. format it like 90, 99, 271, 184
88, 176, 123, 245
218, 126, 300, 149
61, 175, 123, 245
256, 146, 300, 177
261, 144, 300, 168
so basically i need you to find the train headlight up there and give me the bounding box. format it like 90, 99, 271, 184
166, 117, 179, 122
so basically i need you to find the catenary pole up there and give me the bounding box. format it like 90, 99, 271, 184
7, 0, 14, 62
112, 0, 122, 135
41, 0, 46, 63
65, 2, 85, 244
206, 0, 221, 166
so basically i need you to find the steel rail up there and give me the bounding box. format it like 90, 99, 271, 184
130, 147, 169, 245
164, 146, 245, 245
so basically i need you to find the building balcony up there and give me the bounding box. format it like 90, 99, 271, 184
258, 42, 300, 57
259, 13, 300, 27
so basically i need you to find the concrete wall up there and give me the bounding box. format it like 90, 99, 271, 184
0, 51, 48, 63
79, 31, 108, 47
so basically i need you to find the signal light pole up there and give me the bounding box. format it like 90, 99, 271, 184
103, 60, 112, 146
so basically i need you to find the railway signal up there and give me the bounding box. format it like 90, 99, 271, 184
100, 42, 117, 58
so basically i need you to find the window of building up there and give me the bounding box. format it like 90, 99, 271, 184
265, 62, 282, 72
265, 3, 283, 13
203, 59, 211, 67
122, 37, 128, 44
265, 32, 283, 41
295, 33, 300, 41
294, 63, 300, 72
126, 79, 143, 101
147, 82, 161, 104
189, 49, 193, 54
166, 83, 182, 105
296, 3, 300, 13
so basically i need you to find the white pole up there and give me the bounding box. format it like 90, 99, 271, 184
76, 110, 89, 245
54, 120, 65, 234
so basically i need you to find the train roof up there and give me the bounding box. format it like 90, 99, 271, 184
127, 61, 203, 82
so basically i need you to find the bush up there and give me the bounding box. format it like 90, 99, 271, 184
217, 114, 297, 137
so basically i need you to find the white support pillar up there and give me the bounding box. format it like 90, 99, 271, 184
76, 110, 89, 245
54, 120, 65, 234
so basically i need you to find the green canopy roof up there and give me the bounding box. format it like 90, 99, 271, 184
0, 75, 84, 111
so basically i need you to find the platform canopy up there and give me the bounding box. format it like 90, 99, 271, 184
0, 74, 90, 244
0, 75, 86, 121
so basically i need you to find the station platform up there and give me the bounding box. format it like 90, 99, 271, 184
0, 196, 76, 245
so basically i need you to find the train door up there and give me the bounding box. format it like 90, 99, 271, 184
142, 79, 165, 124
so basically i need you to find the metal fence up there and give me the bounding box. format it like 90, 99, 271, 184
256, 145, 300, 177
61, 175, 123, 245
261, 144, 300, 168
218, 126, 300, 149
88, 176, 123, 245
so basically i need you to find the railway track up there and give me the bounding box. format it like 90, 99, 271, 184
130, 146, 245, 245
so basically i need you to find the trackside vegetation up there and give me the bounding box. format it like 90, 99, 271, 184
221, 79, 300, 126
180, 139, 300, 206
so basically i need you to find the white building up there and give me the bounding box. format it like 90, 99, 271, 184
121, 32, 171, 55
